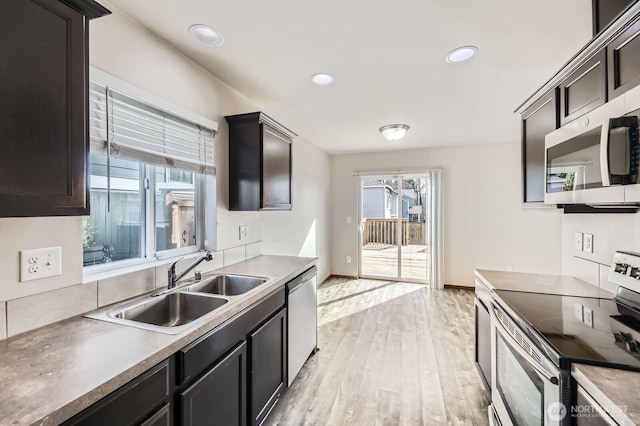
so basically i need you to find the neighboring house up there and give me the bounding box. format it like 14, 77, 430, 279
362, 180, 415, 219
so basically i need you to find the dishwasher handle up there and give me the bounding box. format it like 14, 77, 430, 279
287, 266, 317, 293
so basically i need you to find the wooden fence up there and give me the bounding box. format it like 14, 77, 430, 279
363, 218, 425, 246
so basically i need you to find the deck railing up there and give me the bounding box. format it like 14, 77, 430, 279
363, 218, 425, 246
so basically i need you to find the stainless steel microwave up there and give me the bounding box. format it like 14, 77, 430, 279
544, 88, 640, 205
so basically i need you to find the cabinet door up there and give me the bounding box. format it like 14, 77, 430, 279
249, 308, 286, 426
180, 342, 247, 426
0, 0, 89, 216
560, 49, 607, 126
141, 403, 171, 426
522, 90, 559, 203
608, 16, 640, 100
261, 126, 292, 210
63, 358, 172, 426
592, 0, 636, 35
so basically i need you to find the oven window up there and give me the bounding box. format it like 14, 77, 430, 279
496, 334, 544, 425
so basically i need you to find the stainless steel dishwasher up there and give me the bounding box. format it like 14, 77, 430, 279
286, 266, 318, 386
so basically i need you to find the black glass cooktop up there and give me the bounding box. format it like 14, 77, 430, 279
495, 290, 640, 370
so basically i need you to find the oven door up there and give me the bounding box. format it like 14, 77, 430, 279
490, 301, 565, 426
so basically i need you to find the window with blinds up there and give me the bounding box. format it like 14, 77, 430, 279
89, 82, 216, 174
83, 77, 217, 271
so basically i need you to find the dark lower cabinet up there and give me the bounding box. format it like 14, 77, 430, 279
249, 308, 287, 426
608, 15, 640, 100
141, 404, 171, 426
63, 288, 291, 426
176, 289, 286, 426
474, 297, 491, 392
180, 342, 247, 426
63, 358, 173, 426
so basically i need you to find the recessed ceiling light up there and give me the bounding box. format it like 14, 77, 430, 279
445, 46, 478, 63
310, 73, 335, 86
189, 24, 224, 47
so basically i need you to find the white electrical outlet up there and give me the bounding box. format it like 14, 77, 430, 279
20, 247, 62, 282
346, 216, 352, 224
346, 256, 352, 263
505, 266, 513, 272
583, 307, 593, 327
584, 233, 593, 253
574, 303, 584, 322
239, 225, 249, 240
574, 232, 583, 251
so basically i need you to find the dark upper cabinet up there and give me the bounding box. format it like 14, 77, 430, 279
608, 15, 640, 100
559, 49, 607, 126
592, 0, 637, 35
248, 308, 286, 426
521, 89, 559, 204
225, 112, 296, 211
0, 0, 109, 217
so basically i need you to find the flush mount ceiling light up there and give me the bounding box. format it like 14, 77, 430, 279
310, 73, 335, 86
445, 46, 478, 63
379, 124, 410, 141
189, 24, 224, 47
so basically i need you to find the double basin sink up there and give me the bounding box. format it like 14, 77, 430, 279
87, 274, 268, 334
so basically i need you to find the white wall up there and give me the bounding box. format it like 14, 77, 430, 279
0, 2, 331, 303
331, 142, 563, 287
561, 212, 640, 292
261, 138, 332, 281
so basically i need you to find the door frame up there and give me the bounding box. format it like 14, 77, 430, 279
357, 174, 427, 284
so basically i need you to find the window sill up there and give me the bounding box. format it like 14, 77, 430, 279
82, 251, 208, 284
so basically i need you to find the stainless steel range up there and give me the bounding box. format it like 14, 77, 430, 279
489, 251, 640, 426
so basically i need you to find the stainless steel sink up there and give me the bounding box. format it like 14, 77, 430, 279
86, 291, 228, 334
113, 292, 227, 327
185, 274, 268, 296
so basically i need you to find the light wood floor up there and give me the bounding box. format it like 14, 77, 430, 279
266, 277, 490, 426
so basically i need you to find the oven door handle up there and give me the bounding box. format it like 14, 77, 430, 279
489, 302, 559, 385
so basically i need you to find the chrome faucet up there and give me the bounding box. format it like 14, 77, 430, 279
167, 252, 213, 289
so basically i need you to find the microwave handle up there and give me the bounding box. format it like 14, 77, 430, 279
489, 302, 559, 385
600, 118, 613, 187
601, 116, 639, 186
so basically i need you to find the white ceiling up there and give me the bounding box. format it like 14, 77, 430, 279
104, 0, 592, 155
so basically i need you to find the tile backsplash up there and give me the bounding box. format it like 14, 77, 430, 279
7, 282, 98, 337
0, 242, 262, 340
99, 269, 155, 307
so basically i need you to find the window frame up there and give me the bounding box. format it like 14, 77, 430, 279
83, 67, 218, 280
148, 164, 205, 261
83, 157, 206, 274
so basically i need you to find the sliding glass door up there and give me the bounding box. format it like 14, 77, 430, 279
358, 173, 428, 283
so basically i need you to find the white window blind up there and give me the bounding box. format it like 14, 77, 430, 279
89, 81, 216, 175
